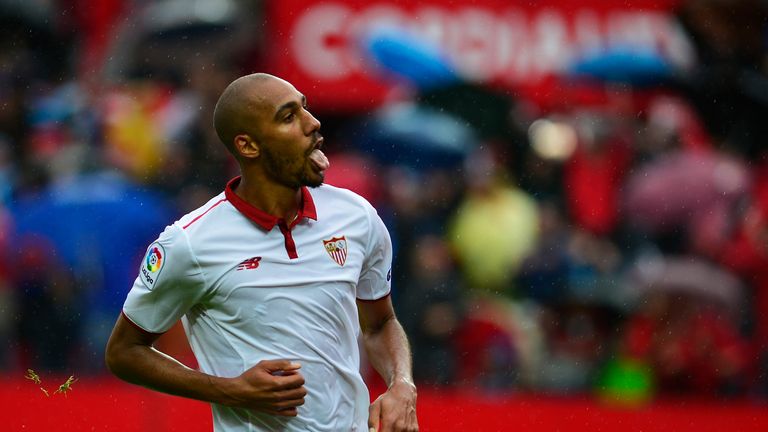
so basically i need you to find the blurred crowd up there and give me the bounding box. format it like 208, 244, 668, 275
2, 0, 768, 404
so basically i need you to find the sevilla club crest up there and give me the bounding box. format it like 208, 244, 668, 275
323, 236, 348, 266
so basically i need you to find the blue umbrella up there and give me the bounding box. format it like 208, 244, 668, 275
11, 171, 174, 313
352, 102, 477, 169
361, 25, 459, 90
567, 46, 675, 87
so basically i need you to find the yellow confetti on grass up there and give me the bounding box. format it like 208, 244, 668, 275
24, 370, 77, 397
54, 375, 78, 396
24, 369, 50, 397
24, 369, 41, 385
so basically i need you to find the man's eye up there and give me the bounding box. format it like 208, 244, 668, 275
284, 113, 295, 122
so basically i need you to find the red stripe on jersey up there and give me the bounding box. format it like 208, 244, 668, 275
183, 198, 227, 229
278, 222, 299, 259
224, 176, 317, 258
121, 311, 165, 336
356, 292, 392, 303
225, 176, 317, 231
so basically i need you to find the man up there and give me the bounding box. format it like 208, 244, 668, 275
105, 73, 418, 432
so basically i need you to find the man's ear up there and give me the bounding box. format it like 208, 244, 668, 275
234, 134, 260, 159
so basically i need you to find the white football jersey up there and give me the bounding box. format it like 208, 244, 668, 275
122, 177, 392, 431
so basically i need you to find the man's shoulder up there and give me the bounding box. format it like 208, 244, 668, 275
174, 192, 230, 231
311, 184, 375, 213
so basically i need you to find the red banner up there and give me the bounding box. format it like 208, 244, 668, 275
265, 0, 686, 111
4, 377, 768, 431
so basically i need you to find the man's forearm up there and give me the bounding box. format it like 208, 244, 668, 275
104, 314, 244, 406
357, 298, 420, 429
362, 316, 414, 387
106, 315, 308, 416
106, 338, 237, 405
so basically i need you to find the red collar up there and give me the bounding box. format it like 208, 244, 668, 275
224, 176, 317, 230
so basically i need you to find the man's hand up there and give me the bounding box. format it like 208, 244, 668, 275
224, 359, 307, 417
368, 378, 418, 432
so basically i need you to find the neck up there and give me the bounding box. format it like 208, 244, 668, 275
234, 173, 302, 222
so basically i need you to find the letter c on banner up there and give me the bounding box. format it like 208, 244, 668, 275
292, 3, 353, 79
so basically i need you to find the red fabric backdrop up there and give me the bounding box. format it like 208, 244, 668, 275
4, 377, 767, 431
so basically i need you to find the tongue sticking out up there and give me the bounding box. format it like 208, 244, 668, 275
309, 149, 330, 172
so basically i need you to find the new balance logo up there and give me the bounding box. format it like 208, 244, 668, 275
236, 256, 262, 271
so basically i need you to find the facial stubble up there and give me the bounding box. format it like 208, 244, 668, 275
262, 145, 324, 189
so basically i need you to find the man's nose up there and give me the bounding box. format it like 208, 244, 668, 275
304, 111, 321, 135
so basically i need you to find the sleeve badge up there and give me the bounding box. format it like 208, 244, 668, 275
140, 243, 165, 289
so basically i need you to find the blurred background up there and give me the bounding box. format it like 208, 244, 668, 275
2, 0, 768, 430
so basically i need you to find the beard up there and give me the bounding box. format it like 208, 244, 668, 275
261, 145, 324, 189
299, 166, 324, 188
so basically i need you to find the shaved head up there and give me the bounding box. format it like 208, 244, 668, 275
213, 73, 278, 157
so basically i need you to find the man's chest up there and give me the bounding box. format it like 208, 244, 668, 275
193, 218, 368, 300
186, 218, 368, 337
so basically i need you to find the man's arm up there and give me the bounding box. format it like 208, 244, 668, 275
358, 296, 418, 432
105, 313, 307, 417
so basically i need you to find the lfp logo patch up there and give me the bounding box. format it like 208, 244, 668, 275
140, 243, 165, 289
146, 246, 163, 271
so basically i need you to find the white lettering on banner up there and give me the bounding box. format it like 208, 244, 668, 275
292, 3, 352, 79
348, 4, 410, 72
289, 3, 694, 84
573, 10, 601, 53
451, 7, 497, 81
530, 10, 572, 78
498, 11, 528, 83
413, 7, 450, 46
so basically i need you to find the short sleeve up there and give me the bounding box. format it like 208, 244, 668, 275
356, 206, 393, 301
122, 224, 206, 333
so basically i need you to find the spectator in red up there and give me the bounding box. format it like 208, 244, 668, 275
624, 293, 750, 395
563, 113, 632, 236
715, 152, 768, 394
